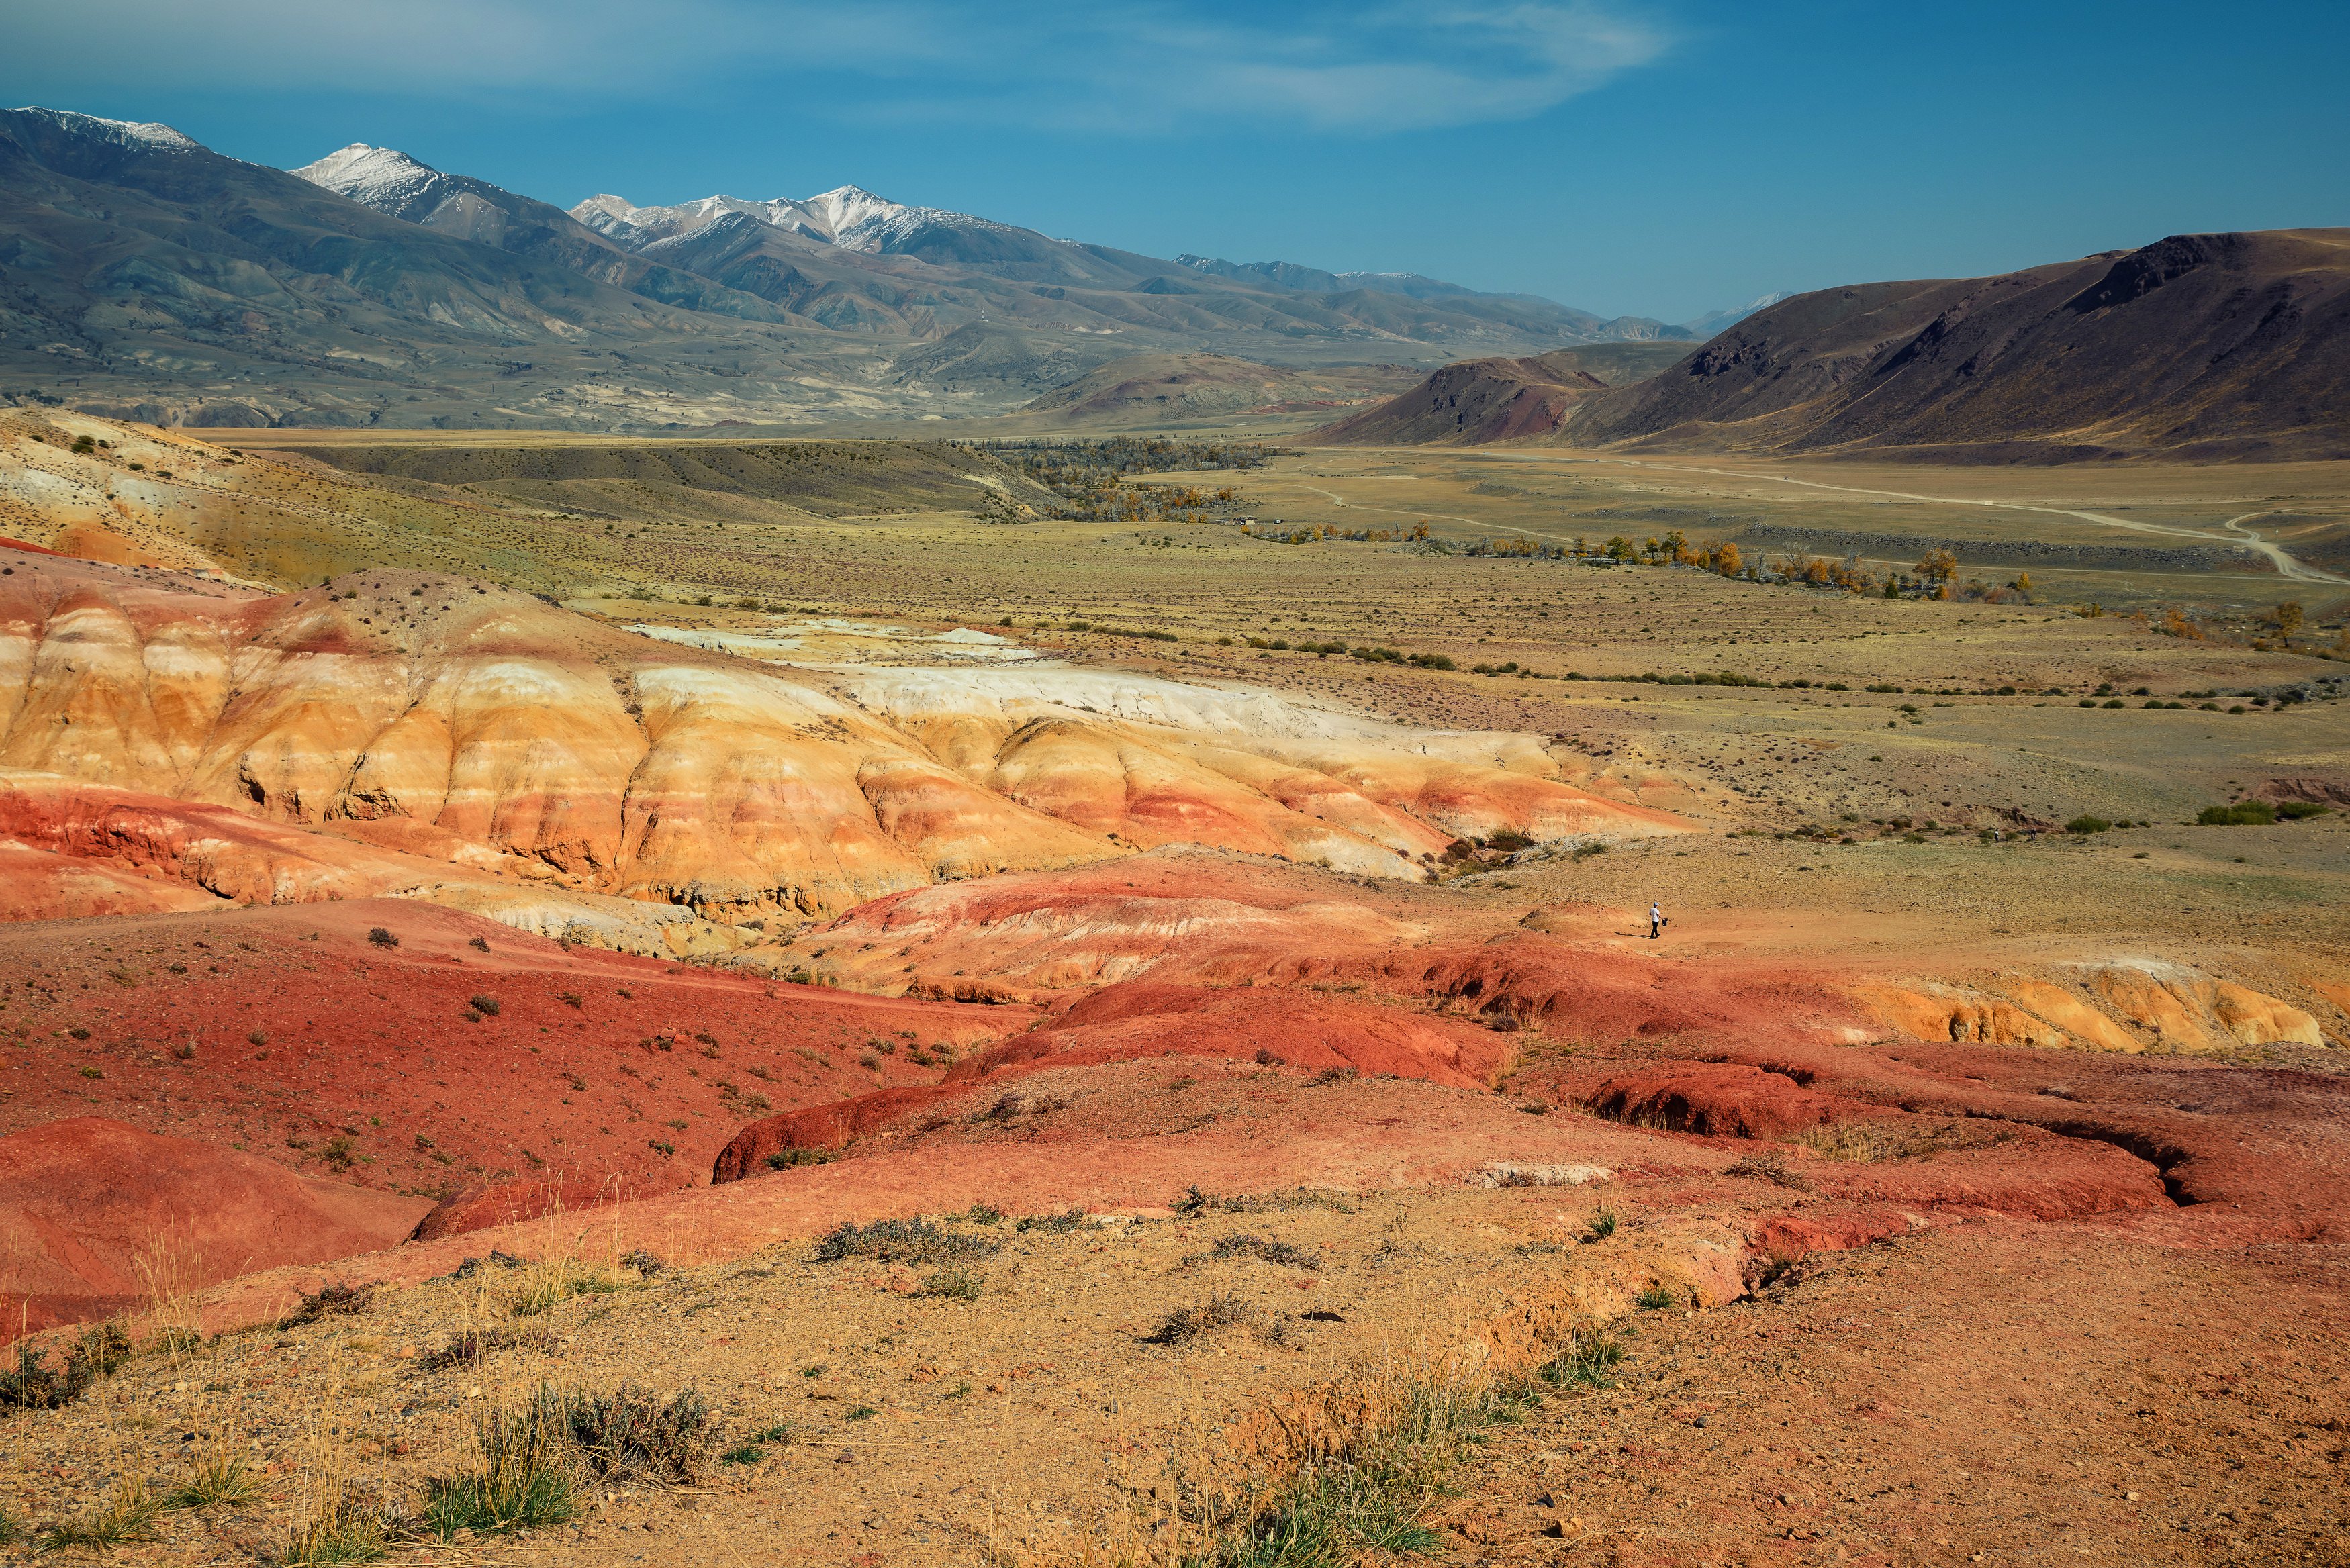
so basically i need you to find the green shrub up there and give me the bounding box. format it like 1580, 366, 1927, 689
2064, 816, 2111, 834
0, 1323, 130, 1412
814, 1218, 997, 1264
1634, 1282, 1680, 1311
561, 1384, 714, 1483
2277, 801, 2331, 820
919, 1266, 985, 1300
2198, 803, 2276, 826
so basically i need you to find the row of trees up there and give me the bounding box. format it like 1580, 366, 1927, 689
1248, 520, 1432, 544
2085, 597, 2349, 659
964, 437, 1282, 524
1568, 529, 2058, 604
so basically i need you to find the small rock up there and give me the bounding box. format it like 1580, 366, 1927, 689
835, 1448, 856, 1465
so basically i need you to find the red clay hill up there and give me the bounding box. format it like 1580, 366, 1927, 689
0, 1118, 430, 1339
1, 848, 2344, 1347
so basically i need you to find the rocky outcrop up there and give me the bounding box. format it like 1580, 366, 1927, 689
0, 548, 1687, 933
1847, 965, 2320, 1054
2084, 966, 2323, 1050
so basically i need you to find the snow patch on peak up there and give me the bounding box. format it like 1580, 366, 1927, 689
569, 183, 1039, 257
802, 185, 905, 227
289, 142, 446, 212
292, 143, 436, 185
9, 107, 201, 150
576, 193, 639, 221
1675, 290, 1794, 337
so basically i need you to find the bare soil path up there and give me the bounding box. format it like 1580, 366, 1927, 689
1438, 1222, 2350, 1568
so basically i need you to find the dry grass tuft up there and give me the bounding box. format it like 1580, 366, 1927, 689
1211, 1232, 1320, 1270
161, 1453, 262, 1512
1722, 1148, 1816, 1191
281, 1282, 373, 1329
507, 1257, 622, 1318
37, 1481, 162, 1554
1789, 1116, 2018, 1162
1148, 1291, 1257, 1345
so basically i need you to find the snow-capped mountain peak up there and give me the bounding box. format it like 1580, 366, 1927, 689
567, 185, 1043, 257
290, 144, 444, 209
11, 107, 200, 150
1675, 291, 1793, 336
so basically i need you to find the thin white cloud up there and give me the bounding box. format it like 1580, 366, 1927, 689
13, 0, 1669, 135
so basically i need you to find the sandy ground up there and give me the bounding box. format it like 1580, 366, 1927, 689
3, 426, 2348, 1567
5, 1182, 2343, 1568
1437, 1222, 2350, 1568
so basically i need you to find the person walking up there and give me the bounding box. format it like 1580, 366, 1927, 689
1649, 902, 1665, 940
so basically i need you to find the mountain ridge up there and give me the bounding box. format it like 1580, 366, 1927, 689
1307, 231, 2350, 462
1560, 229, 2350, 462
0, 107, 1779, 432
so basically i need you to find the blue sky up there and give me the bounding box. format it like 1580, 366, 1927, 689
13, 0, 2347, 321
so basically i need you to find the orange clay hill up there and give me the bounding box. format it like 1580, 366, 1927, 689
0, 505, 2345, 1565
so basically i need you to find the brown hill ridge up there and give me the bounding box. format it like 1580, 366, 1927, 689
1312, 229, 2350, 462
1299, 344, 1689, 445
1018, 354, 1423, 426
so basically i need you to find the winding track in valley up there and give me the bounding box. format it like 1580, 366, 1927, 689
1477, 454, 2347, 584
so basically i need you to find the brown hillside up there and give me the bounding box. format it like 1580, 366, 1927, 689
1566, 227, 2350, 462
1019, 353, 1421, 425
1301, 344, 1686, 446
1307, 230, 2350, 462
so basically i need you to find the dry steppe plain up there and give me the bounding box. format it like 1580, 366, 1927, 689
0, 417, 2345, 1568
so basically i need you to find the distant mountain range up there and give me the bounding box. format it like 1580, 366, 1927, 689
1311, 230, 2350, 462
0, 110, 1773, 432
